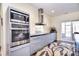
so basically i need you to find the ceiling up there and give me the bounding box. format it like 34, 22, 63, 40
31, 3, 79, 16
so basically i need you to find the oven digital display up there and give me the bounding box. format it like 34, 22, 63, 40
12, 24, 29, 28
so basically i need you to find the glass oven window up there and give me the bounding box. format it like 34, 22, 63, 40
12, 30, 29, 42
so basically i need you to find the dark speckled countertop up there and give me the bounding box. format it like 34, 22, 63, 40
30, 33, 55, 37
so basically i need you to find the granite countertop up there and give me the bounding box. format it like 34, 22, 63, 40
30, 32, 55, 37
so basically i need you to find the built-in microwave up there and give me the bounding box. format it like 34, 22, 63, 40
10, 9, 29, 23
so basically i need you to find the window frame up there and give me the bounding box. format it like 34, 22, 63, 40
61, 20, 79, 41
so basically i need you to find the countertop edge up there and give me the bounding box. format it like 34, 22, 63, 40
30, 32, 56, 37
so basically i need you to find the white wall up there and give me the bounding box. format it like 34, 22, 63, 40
1, 3, 51, 55
0, 3, 1, 16
0, 3, 1, 46
51, 12, 79, 41
43, 14, 52, 33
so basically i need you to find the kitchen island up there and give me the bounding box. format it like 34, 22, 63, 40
30, 33, 56, 55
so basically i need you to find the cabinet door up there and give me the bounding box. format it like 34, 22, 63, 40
50, 33, 56, 42
30, 41, 42, 54
10, 45, 30, 56
41, 35, 49, 46
30, 36, 41, 43
0, 17, 1, 46
43, 34, 50, 45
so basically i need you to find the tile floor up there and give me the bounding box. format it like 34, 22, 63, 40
32, 41, 75, 56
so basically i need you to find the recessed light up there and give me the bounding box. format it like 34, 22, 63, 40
51, 10, 55, 13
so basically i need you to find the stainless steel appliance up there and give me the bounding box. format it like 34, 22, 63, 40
9, 8, 30, 47
10, 9, 29, 23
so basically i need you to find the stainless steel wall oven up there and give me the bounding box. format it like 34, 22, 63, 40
9, 8, 30, 47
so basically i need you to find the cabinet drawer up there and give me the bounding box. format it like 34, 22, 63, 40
30, 42, 44, 54
10, 45, 30, 56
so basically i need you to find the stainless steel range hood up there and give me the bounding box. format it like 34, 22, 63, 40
35, 8, 45, 25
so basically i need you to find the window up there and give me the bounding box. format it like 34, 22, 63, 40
61, 22, 72, 41
65, 22, 71, 37
72, 21, 79, 33
72, 21, 79, 42
61, 21, 79, 41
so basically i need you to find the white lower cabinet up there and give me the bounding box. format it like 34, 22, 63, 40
30, 41, 43, 54
10, 44, 30, 56
30, 42, 44, 54
30, 33, 56, 55
50, 33, 56, 42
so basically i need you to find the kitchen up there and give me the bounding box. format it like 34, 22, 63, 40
0, 3, 79, 56
0, 3, 56, 56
